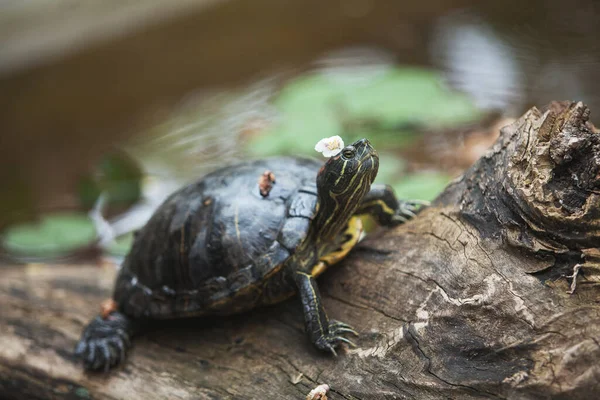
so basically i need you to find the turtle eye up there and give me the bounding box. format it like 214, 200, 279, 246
342, 147, 355, 159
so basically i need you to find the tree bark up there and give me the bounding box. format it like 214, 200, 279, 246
1, 101, 599, 399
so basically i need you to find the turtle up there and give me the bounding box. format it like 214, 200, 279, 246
75, 138, 423, 371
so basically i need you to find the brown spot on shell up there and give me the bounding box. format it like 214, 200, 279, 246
258, 170, 276, 197
100, 298, 118, 319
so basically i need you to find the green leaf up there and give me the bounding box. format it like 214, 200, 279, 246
78, 151, 143, 211
392, 171, 453, 202
2, 213, 97, 259
340, 68, 480, 127
246, 76, 340, 157
246, 66, 480, 157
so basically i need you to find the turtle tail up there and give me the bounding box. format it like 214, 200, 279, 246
75, 311, 134, 371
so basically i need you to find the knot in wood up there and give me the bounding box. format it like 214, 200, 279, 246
502, 101, 600, 248
442, 101, 600, 253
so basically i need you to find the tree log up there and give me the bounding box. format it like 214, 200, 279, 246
1, 101, 599, 399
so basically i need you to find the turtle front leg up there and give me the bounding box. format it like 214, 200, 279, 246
357, 183, 427, 227
294, 271, 357, 355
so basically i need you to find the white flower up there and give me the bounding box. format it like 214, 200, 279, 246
306, 384, 329, 400
314, 135, 344, 157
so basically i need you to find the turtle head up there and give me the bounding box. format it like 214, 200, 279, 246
314, 138, 379, 240
317, 138, 379, 194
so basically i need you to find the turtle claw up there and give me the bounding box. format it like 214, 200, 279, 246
329, 319, 353, 328
394, 199, 428, 223
392, 214, 408, 223
327, 344, 338, 357
99, 342, 112, 372
314, 320, 359, 355
334, 336, 357, 347
329, 320, 359, 337
409, 199, 431, 206
331, 327, 359, 336
75, 312, 133, 372
324, 344, 337, 357
402, 209, 417, 218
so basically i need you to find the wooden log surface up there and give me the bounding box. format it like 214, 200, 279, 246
1, 101, 600, 399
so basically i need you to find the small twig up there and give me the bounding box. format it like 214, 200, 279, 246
291, 372, 303, 385
566, 264, 582, 294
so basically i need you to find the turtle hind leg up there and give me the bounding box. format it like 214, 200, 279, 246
75, 311, 134, 371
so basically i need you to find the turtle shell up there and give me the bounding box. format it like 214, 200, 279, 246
113, 157, 323, 318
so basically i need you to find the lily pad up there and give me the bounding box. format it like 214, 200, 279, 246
1, 212, 97, 260
247, 66, 480, 157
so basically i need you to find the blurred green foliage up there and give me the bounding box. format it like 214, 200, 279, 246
391, 171, 453, 202
248, 66, 478, 202
78, 151, 143, 212
2, 66, 478, 261
373, 152, 407, 184
2, 212, 96, 259
248, 67, 480, 157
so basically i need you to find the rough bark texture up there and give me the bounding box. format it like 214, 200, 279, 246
1, 101, 599, 399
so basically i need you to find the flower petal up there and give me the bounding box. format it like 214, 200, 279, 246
314, 135, 344, 157
314, 140, 328, 153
